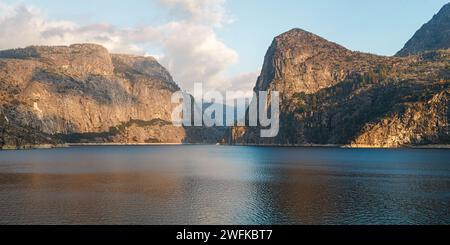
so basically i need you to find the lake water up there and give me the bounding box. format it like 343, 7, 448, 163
0, 145, 449, 225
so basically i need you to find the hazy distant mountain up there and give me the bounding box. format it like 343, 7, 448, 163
202, 102, 246, 123
396, 3, 450, 56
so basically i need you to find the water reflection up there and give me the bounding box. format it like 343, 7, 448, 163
0, 146, 449, 224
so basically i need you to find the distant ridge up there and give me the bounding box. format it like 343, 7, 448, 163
396, 3, 450, 56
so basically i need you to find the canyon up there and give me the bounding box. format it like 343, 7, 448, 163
1, 3, 449, 149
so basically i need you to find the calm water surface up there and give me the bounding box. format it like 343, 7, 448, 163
0, 145, 449, 224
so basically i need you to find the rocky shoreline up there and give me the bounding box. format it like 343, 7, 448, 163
229, 143, 450, 149
2, 143, 450, 151
1, 144, 69, 150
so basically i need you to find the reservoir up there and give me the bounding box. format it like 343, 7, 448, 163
0, 145, 449, 224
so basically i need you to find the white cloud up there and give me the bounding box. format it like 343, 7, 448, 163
224, 70, 260, 102
158, 0, 231, 27
136, 0, 239, 92
0, 3, 141, 53
0, 0, 254, 96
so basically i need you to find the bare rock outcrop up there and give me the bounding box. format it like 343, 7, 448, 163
228, 24, 450, 147
0, 44, 197, 148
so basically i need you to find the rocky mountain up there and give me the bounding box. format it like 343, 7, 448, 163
227, 24, 450, 147
1, 4, 449, 149
396, 3, 450, 56
0, 44, 223, 149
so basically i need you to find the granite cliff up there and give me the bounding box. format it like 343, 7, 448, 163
1, 4, 449, 149
0, 44, 223, 149
227, 5, 450, 147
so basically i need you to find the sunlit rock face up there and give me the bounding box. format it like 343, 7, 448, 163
228, 25, 450, 147
255, 28, 353, 97
0, 44, 192, 147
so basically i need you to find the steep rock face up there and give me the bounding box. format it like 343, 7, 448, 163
396, 3, 450, 56
0, 44, 190, 148
352, 90, 449, 147
228, 28, 450, 147
256, 28, 352, 97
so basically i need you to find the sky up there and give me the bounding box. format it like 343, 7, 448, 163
0, 0, 448, 97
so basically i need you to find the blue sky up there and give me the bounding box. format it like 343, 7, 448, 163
0, 0, 448, 93
222, 0, 449, 74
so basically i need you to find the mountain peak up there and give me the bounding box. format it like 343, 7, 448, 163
276, 28, 313, 37
273, 28, 348, 52
396, 3, 450, 56
254, 28, 352, 94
